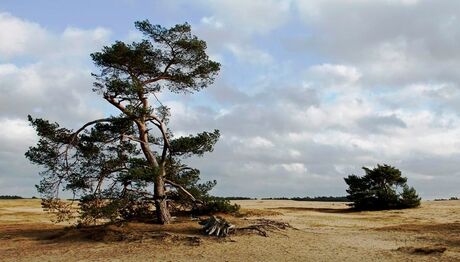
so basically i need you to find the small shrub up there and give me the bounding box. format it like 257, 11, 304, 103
193, 196, 240, 215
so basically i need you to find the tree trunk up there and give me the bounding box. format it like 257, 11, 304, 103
154, 165, 172, 224
136, 121, 172, 224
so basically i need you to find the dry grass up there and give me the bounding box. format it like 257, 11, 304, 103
236, 208, 283, 217
1, 199, 459, 261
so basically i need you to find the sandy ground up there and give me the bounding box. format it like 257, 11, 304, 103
0, 199, 459, 261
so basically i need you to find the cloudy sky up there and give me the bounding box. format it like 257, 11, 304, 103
1, 0, 460, 199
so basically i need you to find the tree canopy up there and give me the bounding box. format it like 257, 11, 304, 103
344, 164, 421, 210
25, 20, 227, 224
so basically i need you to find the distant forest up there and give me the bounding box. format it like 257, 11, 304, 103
0, 195, 24, 199
218, 196, 350, 202
261, 196, 349, 202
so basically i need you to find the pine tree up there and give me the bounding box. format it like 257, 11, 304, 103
26, 21, 221, 224
344, 164, 420, 210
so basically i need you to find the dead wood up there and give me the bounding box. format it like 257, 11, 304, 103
199, 215, 235, 237
199, 216, 292, 237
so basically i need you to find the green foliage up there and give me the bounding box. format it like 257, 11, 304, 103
25, 20, 221, 224
399, 185, 421, 208
170, 130, 220, 157
91, 20, 220, 96
344, 164, 421, 210
193, 196, 241, 215
166, 160, 216, 200
164, 158, 237, 214
78, 193, 156, 224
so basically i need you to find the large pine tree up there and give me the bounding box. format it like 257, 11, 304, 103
26, 21, 221, 224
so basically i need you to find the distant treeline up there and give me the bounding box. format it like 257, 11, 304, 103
261, 196, 349, 202
214, 196, 256, 200
0, 195, 23, 199
434, 197, 459, 201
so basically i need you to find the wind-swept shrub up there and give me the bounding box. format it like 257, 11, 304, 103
344, 164, 420, 210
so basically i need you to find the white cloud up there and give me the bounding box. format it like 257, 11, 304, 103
2, 2, 460, 199
225, 43, 273, 65
0, 13, 111, 196
281, 163, 307, 174
308, 64, 362, 89
0, 12, 110, 61
0, 62, 104, 124
200, 16, 223, 29
0, 118, 36, 149
0, 13, 47, 59
201, 0, 292, 35
310, 64, 361, 82
295, 0, 460, 86
247, 136, 275, 149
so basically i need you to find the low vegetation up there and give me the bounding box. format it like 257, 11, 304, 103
344, 164, 421, 210
0, 195, 23, 199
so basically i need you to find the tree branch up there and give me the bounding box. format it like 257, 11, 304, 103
147, 116, 170, 161
165, 179, 203, 204
70, 118, 115, 144
141, 76, 172, 85
104, 94, 136, 119
122, 134, 149, 145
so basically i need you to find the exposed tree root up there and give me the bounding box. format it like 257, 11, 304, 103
199, 216, 235, 237
236, 218, 293, 237
199, 216, 292, 237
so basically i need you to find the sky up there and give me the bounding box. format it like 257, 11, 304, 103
1, 0, 460, 199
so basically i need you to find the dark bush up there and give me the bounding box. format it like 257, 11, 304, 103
192, 196, 240, 215
344, 164, 421, 210
0, 195, 23, 199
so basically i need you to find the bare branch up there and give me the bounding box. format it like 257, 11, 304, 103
141, 76, 172, 85
152, 92, 164, 107
165, 179, 203, 204
146, 116, 170, 161
104, 94, 135, 119
122, 134, 149, 145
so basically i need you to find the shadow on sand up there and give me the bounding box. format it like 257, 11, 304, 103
0, 221, 202, 243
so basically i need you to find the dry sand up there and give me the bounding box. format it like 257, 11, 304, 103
0, 199, 459, 261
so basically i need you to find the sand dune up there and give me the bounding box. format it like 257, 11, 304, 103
0, 199, 459, 261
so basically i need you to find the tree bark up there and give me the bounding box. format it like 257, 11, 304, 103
136, 121, 172, 224
154, 165, 172, 224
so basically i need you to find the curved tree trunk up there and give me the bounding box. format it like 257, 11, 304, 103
136, 121, 172, 224
154, 165, 172, 224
